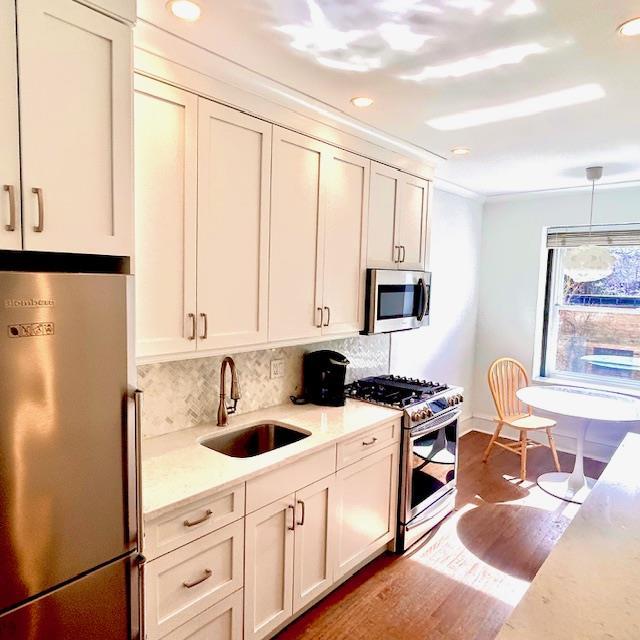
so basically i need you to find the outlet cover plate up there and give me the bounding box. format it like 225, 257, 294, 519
271, 358, 285, 379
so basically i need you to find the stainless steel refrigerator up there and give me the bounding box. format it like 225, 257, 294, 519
0, 269, 141, 639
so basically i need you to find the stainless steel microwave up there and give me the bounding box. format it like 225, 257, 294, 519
363, 269, 431, 334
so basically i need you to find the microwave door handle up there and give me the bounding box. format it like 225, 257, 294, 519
417, 278, 429, 321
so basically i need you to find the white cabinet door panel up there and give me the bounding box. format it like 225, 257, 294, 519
244, 494, 295, 640
335, 445, 398, 580
367, 162, 401, 269
397, 175, 429, 270
322, 149, 369, 336
0, 0, 21, 251
197, 100, 271, 349
269, 127, 325, 342
18, 0, 133, 255
134, 76, 197, 357
75, 0, 137, 23
293, 475, 336, 613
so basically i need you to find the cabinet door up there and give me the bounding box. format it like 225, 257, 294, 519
17, 0, 133, 255
269, 127, 325, 342
244, 495, 295, 640
335, 445, 398, 580
322, 148, 369, 336
367, 162, 401, 269
396, 174, 430, 270
134, 76, 198, 358
293, 475, 336, 613
0, 0, 21, 251
197, 100, 271, 349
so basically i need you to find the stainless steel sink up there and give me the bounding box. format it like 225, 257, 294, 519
200, 423, 311, 458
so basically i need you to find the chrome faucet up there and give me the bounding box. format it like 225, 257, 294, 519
217, 356, 241, 426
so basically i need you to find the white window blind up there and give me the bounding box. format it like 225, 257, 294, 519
546, 223, 640, 248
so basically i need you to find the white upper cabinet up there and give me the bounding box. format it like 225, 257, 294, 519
269, 127, 370, 342
0, 0, 21, 251
367, 161, 431, 271
269, 128, 325, 343
17, 0, 133, 255
197, 99, 271, 349
134, 76, 198, 358
396, 174, 430, 270
322, 148, 369, 336
367, 163, 401, 269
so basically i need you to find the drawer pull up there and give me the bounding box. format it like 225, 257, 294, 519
183, 509, 213, 527
362, 437, 378, 446
182, 568, 213, 589
287, 504, 296, 531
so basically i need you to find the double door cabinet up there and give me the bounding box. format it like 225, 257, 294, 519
134, 76, 431, 360
0, 0, 133, 255
143, 419, 400, 640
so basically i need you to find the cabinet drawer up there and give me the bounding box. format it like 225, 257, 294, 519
160, 589, 243, 640
336, 419, 400, 469
246, 446, 336, 513
144, 484, 245, 560
145, 520, 244, 639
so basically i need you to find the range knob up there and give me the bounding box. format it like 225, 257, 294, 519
458, 394, 464, 404
412, 412, 421, 422
425, 408, 433, 418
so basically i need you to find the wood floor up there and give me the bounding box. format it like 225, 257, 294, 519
275, 430, 607, 640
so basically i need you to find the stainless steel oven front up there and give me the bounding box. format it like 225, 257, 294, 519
364, 269, 431, 334
397, 407, 460, 551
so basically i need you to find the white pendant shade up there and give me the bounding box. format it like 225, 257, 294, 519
564, 244, 615, 283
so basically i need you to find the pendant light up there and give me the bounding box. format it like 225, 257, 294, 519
564, 166, 615, 283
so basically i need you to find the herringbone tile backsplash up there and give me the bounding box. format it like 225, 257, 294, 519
138, 334, 390, 438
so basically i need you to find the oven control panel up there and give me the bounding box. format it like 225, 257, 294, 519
409, 392, 464, 422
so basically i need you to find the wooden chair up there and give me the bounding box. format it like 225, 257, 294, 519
483, 357, 561, 481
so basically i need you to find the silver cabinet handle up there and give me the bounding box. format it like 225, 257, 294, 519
134, 389, 144, 551
32, 187, 44, 232
187, 313, 196, 340
400, 246, 406, 263
182, 568, 212, 589
287, 504, 296, 531
394, 245, 401, 263
316, 307, 323, 329
296, 499, 306, 526
184, 509, 213, 528
323, 306, 330, 327
362, 437, 378, 446
3, 185, 16, 231
200, 313, 208, 340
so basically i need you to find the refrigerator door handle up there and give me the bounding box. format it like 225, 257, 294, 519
134, 389, 144, 551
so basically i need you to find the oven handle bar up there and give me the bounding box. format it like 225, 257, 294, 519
405, 490, 456, 531
409, 409, 462, 439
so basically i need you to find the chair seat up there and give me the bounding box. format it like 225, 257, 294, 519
505, 414, 557, 430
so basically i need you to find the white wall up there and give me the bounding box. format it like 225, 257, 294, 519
474, 184, 640, 460
390, 187, 484, 422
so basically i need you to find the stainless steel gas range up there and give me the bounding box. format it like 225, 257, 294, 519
345, 375, 464, 551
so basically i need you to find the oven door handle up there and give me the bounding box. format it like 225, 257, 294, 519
405, 491, 456, 531
416, 277, 429, 322
410, 409, 461, 440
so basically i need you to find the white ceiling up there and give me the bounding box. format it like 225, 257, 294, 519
138, 0, 640, 196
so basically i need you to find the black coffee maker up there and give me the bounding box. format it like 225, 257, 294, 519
303, 350, 350, 407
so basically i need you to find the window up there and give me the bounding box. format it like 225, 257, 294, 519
541, 225, 640, 389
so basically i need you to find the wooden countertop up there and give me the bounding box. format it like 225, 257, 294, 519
496, 432, 640, 640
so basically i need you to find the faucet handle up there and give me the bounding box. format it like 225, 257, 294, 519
227, 398, 239, 416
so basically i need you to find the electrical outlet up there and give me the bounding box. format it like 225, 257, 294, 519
270, 358, 285, 379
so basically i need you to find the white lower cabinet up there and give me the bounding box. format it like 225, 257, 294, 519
334, 444, 399, 580
145, 520, 244, 639
144, 423, 400, 640
160, 590, 243, 640
244, 494, 296, 640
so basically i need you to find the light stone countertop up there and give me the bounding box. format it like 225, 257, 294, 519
142, 399, 401, 520
496, 432, 640, 640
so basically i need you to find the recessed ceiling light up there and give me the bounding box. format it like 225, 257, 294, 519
351, 96, 374, 107
166, 0, 201, 22
451, 147, 471, 156
618, 17, 640, 37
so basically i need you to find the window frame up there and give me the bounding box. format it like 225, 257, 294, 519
537, 245, 640, 394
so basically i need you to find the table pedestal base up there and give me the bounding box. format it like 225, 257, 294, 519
537, 472, 596, 504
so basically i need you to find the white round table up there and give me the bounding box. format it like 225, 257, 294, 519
516, 385, 640, 504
